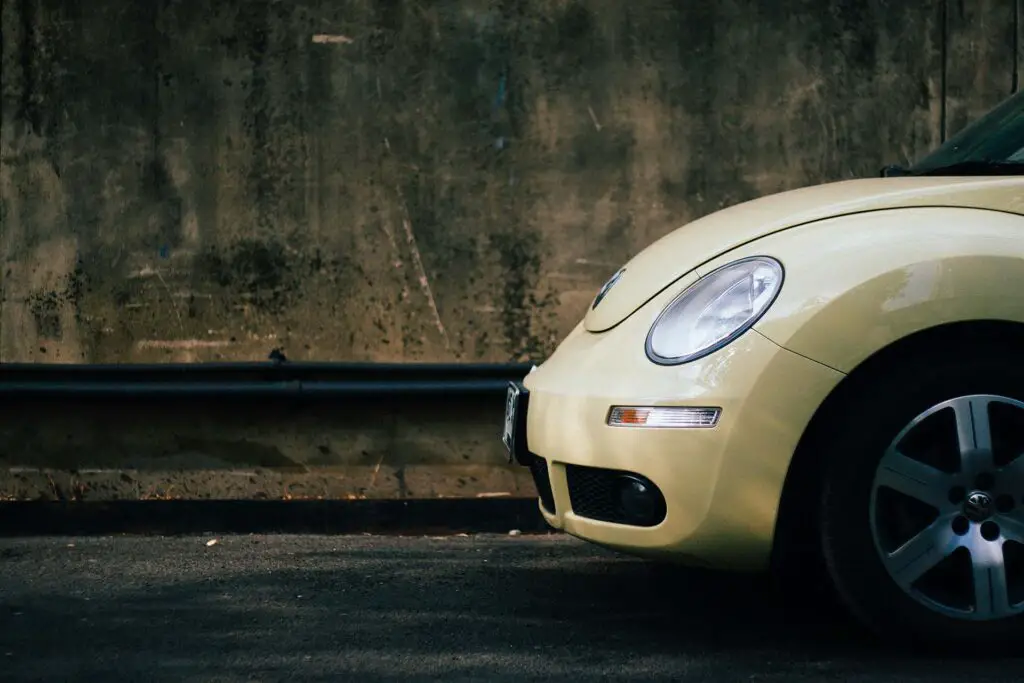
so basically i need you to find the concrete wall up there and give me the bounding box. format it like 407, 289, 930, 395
0, 0, 1020, 501
3, 0, 1018, 366
0, 393, 535, 501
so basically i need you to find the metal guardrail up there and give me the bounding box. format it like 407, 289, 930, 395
0, 355, 535, 398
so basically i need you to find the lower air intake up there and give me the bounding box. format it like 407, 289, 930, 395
565, 464, 666, 527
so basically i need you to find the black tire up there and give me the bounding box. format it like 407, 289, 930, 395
818, 350, 1024, 653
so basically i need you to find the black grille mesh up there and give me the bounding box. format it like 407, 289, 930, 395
565, 464, 666, 527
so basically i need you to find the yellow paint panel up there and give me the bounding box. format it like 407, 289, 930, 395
584, 177, 1024, 333
527, 178, 1024, 571
525, 278, 844, 570
695, 206, 1024, 372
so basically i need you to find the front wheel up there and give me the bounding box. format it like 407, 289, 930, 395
818, 353, 1024, 651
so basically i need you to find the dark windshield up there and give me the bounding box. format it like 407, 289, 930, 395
907, 89, 1024, 174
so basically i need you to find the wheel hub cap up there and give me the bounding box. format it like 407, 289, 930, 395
869, 394, 1024, 622
964, 491, 995, 522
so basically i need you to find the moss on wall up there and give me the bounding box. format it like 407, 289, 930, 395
0, 0, 1018, 364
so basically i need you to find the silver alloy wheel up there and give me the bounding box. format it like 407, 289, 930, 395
869, 394, 1024, 621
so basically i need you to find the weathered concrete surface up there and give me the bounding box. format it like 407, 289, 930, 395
944, 0, 1020, 137
0, 464, 536, 502
3, 0, 1016, 366
0, 396, 535, 501
0, 1, 1019, 502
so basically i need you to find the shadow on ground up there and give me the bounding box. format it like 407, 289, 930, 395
0, 534, 1019, 682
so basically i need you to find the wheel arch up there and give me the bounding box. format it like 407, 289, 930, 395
769, 318, 1024, 576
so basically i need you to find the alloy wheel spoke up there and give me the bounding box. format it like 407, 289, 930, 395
883, 517, 960, 587
1000, 510, 1024, 545
875, 448, 953, 510
1000, 452, 1024, 544
952, 397, 995, 475
1001, 453, 1024, 490
873, 395, 1024, 621
970, 542, 1013, 619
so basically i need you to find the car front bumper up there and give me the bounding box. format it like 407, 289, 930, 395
514, 302, 844, 572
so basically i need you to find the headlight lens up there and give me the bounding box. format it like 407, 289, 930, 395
645, 256, 784, 365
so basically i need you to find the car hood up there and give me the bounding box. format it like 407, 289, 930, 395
584, 176, 1024, 332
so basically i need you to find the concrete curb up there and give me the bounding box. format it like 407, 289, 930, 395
0, 498, 554, 537
1, 465, 538, 502
0, 393, 530, 503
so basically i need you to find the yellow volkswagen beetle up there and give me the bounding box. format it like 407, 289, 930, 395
503, 89, 1024, 649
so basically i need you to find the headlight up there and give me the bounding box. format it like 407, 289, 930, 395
645, 256, 784, 365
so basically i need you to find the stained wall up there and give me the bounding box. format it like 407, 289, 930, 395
0, 0, 1020, 501
3, 0, 1018, 366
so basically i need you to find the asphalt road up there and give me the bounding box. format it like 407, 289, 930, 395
0, 533, 1020, 682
